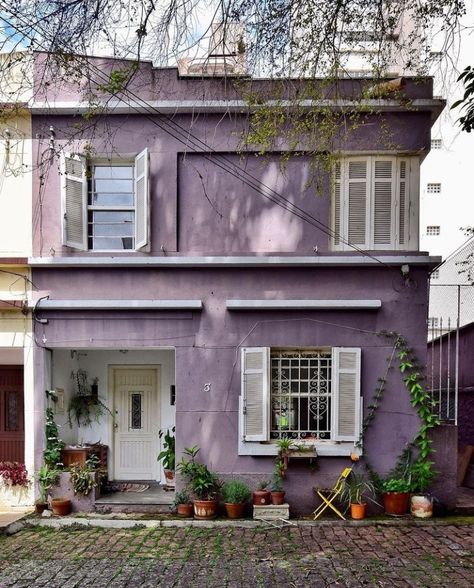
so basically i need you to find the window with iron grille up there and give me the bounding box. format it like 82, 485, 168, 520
431, 139, 442, 150
426, 225, 440, 236
270, 350, 332, 441
431, 269, 440, 279
428, 317, 439, 328
427, 183, 441, 193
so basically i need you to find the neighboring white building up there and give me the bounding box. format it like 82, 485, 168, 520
420, 2, 474, 259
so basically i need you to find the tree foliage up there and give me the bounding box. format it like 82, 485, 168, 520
452, 66, 474, 132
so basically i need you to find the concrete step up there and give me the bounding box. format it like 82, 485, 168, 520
454, 487, 474, 515
95, 503, 171, 515
463, 464, 474, 489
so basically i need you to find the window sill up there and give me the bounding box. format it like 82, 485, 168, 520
238, 439, 361, 457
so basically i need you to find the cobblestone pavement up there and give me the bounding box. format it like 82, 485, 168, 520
0, 523, 473, 587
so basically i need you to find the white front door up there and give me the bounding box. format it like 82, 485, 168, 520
113, 368, 159, 480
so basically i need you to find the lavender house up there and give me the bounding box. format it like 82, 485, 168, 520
27, 53, 447, 512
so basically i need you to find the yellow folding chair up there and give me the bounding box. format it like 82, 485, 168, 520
312, 467, 352, 520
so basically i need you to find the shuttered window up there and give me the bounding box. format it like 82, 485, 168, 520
61, 148, 150, 251
332, 156, 418, 251
240, 347, 361, 448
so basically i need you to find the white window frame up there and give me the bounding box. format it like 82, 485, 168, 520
331, 155, 419, 251
61, 149, 150, 252
238, 346, 362, 457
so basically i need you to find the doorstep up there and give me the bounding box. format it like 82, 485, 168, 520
0, 508, 33, 534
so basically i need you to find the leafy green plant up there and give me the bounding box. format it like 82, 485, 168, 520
222, 480, 251, 504
36, 464, 60, 503
157, 427, 175, 471
340, 471, 376, 505
256, 479, 270, 491
67, 370, 113, 427
69, 455, 104, 496
381, 478, 411, 493
270, 474, 284, 493
43, 407, 64, 468
177, 446, 221, 500
172, 490, 192, 508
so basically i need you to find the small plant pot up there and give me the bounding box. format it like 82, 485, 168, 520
270, 491, 286, 505
35, 502, 48, 515
383, 492, 409, 516
224, 502, 246, 519
177, 503, 193, 517
163, 469, 176, 490
51, 498, 72, 516
350, 503, 367, 520
252, 490, 271, 505
193, 499, 218, 519
410, 494, 433, 519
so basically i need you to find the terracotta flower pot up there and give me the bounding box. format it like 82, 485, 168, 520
224, 502, 246, 519
51, 498, 72, 516
410, 494, 433, 519
193, 499, 218, 519
383, 492, 409, 516
35, 502, 48, 515
177, 503, 193, 517
270, 491, 286, 505
252, 490, 271, 505
350, 503, 367, 520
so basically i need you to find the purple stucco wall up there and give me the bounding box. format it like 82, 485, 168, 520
29, 55, 444, 513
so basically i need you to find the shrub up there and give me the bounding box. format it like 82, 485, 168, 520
382, 478, 411, 493
0, 462, 29, 487
222, 480, 251, 504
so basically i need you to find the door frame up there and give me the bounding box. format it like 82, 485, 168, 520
108, 364, 161, 481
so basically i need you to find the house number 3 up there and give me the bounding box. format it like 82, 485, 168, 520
204, 383, 211, 393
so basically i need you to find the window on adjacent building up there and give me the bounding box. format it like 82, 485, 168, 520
426, 225, 440, 236
427, 317, 439, 329
427, 183, 441, 193
431, 269, 440, 280
240, 347, 361, 453
332, 156, 418, 251
61, 150, 150, 251
431, 139, 442, 150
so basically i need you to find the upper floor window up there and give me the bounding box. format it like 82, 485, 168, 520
431, 139, 442, 150
431, 269, 440, 280
427, 182, 441, 193
332, 156, 418, 251
61, 150, 150, 251
426, 225, 440, 236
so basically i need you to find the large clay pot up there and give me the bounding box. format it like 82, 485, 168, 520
383, 492, 409, 515
177, 503, 193, 517
193, 499, 218, 519
51, 498, 72, 516
410, 494, 433, 518
252, 490, 271, 505
224, 502, 246, 519
270, 491, 286, 505
350, 503, 367, 520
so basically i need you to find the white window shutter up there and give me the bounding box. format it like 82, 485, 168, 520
134, 148, 150, 250
61, 153, 87, 250
331, 347, 361, 442
397, 160, 407, 246
373, 159, 395, 246
333, 162, 341, 247
241, 347, 270, 441
347, 159, 369, 247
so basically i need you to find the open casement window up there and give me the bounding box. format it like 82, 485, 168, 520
61, 148, 150, 251
239, 346, 362, 451
332, 156, 418, 251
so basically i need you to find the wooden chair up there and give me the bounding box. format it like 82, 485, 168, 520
312, 467, 352, 520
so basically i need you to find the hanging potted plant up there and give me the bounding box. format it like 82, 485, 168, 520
67, 370, 112, 427
158, 427, 176, 490
177, 446, 221, 519
340, 471, 377, 520
222, 480, 251, 518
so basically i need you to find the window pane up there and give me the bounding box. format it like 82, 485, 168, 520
270, 350, 332, 440
91, 236, 134, 250
94, 178, 134, 193
90, 192, 135, 206
94, 166, 133, 179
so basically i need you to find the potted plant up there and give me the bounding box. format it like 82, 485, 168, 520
67, 369, 112, 427
69, 455, 104, 497
36, 464, 60, 514
381, 478, 411, 515
270, 474, 286, 505
51, 497, 72, 516
222, 480, 251, 518
177, 446, 221, 519
158, 427, 176, 489
408, 461, 435, 518
172, 490, 193, 517
252, 480, 271, 505
340, 471, 376, 520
